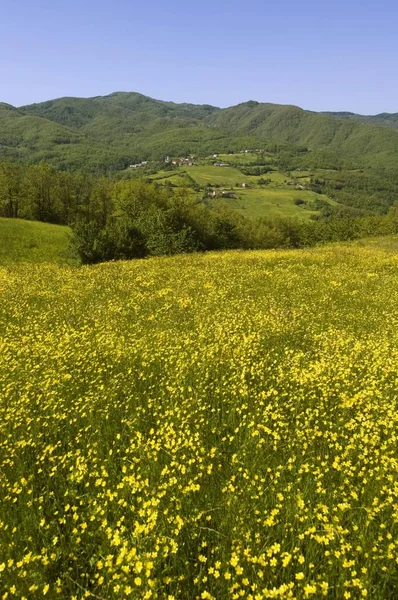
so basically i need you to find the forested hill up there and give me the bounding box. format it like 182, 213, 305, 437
206, 102, 398, 168
322, 111, 398, 130
1, 91, 398, 171
19, 92, 220, 127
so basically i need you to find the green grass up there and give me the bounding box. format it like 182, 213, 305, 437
262, 171, 289, 184
212, 187, 334, 219
148, 170, 194, 187
152, 175, 192, 187
183, 165, 303, 191
148, 170, 179, 180
184, 165, 254, 186
290, 170, 312, 179
212, 152, 272, 164
0, 218, 79, 265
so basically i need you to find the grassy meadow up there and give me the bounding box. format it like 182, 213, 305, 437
0, 218, 78, 265
0, 239, 398, 599
183, 165, 254, 186
212, 188, 332, 220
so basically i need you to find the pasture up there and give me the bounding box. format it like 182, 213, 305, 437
0, 218, 78, 265
212, 188, 333, 220
183, 165, 254, 186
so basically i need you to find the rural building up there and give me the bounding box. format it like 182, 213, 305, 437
170, 157, 196, 166
208, 190, 237, 199
129, 161, 148, 169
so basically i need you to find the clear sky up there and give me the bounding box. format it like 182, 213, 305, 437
1, 0, 397, 114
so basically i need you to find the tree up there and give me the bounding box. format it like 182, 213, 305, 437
23, 163, 59, 222
0, 161, 24, 218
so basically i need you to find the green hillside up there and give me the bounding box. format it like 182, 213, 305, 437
0, 102, 131, 171
19, 92, 220, 129
0, 102, 83, 157
16, 93, 244, 168
323, 111, 398, 130
0, 218, 78, 265
2, 91, 398, 223
211, 187, 332, 220
1, 92, 398, 173
207, 102, 398, 168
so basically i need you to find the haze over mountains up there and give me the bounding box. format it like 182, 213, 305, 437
1, 91, 398, 172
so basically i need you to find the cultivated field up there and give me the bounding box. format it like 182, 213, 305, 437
0, 240, 397, 599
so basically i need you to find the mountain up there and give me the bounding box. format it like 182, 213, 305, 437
1, 92, 398, 171
20, 92, 220, 128
0, 101, 124, 170
323, 111, 398, 130
207, 102, 398, 168
3, 93, 264, 170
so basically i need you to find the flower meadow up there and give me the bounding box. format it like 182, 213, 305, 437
0, 241, 397, 600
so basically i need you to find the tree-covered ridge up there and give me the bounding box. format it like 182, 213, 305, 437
1, 92, 398, 172
322, 111, 398, 130
206, 102, 398, 168
19, 92, 220, 129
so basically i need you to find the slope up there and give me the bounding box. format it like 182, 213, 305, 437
0, 217, 78, 265
323, 111, 398, 130
207, 102, 398, 168
0, 102, 130, 171
1, 92, 398, 172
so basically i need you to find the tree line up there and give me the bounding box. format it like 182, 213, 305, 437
1, 160, 398, 264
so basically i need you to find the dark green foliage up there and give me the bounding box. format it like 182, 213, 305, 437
0, 161, 24, 218
240, 166, 275, 176
308, 169, 398, 214
71, 220, 147, 263
70, 180, 206, 261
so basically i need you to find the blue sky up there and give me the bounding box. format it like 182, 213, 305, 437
1, 0, 397, 113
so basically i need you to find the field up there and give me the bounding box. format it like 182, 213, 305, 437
146, 166, 336, 221
144, 156, 338, 221
183, 165, 255, 186
212, 188, 332, 219
0, 218, 78, 265
211, 153, 274, 165
0, 238, 397, 599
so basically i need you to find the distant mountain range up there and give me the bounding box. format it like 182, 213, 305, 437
1, 92, 398, 171
322, 111, 398, 130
